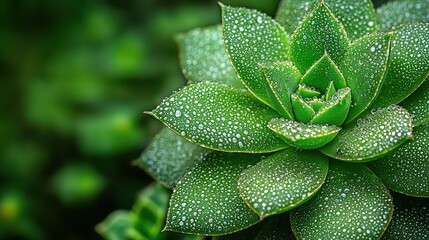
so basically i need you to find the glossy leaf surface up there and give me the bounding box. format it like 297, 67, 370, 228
150, 82, 287, 153
381, 205, 429, 239
341, 33, 391, 123
311, 87, 351, 126
139, 128, 209, 188
222, 5, 290, 107
290, 2, 349, 73
371, 24, 429, 108
291, 161, 393, 240
400, 79, 429, 126
177, 25, 244, 89
268, 118, 341, 149
291, 94, 315, 123
238, 149, 329, 218
321, 105, 413, 162
165, 152, 261, 235
368, 124, 429, 197
377, 0, 429, 32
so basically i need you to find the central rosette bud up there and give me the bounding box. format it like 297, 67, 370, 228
263, 53, 351, 149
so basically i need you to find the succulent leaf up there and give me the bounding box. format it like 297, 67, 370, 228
290, 161, 393, 240
164, 152, 261, 235
321, 105, 413, 162
377, 0, 429, 32
291, 94, 316, 123
290, 2, 350, 73
276, 0, 377, 41
150, 82, 288, 153
340, 33, 391, 123
367, 124, 429, 197
222, 5, 290, 108
371, 23, 429, 108
400, 79, 429, 127
177, 25, 244, 89
268, 118, 341, 149
311, 87, 351, 126
138, 128, 209, 188
238, 149, 329, 218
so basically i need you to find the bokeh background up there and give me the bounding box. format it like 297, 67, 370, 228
0, 0, 389, 239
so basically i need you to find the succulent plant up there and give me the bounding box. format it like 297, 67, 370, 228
140, 0, 429, 239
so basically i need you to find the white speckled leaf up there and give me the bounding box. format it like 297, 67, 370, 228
381, 205, 429, 239
320, 105, 413, 162
261, 62, 301, 120
290, 161, 393, 240
400, 79, 429, 127
268, 118, 341, 149
138, 128, 210, 188
277, 0, 376, 41
164, 152, 261, 235
341, 33, 391, 123
377, 0, 429, 32
367, 124, 429, 197
371, 24, 429, 108
222, 5, 290, 107
177, 25, 244, 89
290, 2, 350, 73
238, 149, 329, 218
150, 82, 288, 153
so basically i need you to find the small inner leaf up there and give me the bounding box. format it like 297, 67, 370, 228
291, 161, 393, 240
311, 87, 351, 126
238, 149, 329, 218
400, 79, 429, 127
177, 25, 244, 89
222, 4, 290, 107
150, 82, 288, 153
321, 105, 413, 162
306, 98, 326, 112
291, 94, 315, 123
268, 118, 341, 149
297, 84, 321, 98
367, 124, 429, 197
340, 33, 391, 123
324, 81, 336, 101
164, 152, 261, 235
289, 2, 349, 73
377, 0, 429, 32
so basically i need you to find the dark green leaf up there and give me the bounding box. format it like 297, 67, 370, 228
341, 33, 391, 123
138, 128, 209, 188
254, 214, 296, 240
164, 152, 261, 235
268, 118, 341, 149
238, 149, 329, 218
150, 82, 287, 153
321, 105, 413, 162
291, 161, 393, 240
400, 79, 429, 126
381, 204, 429, 239
276, 0, 377, 41
261, 62, 301, 120
371, 24, 429, 108
311, 87, 351, 126
290, 2, 350, 73
368, 124, 429, 197
377, 0, 429, 32
177, 25, 244, 89
222, 5, 290, 107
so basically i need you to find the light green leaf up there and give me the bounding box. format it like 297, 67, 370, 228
300, 53, 347, 92
268, 118, 341, 149
321, 105, 413, 162
164, 152, 261, 235
238, 149, 329, 218
291, 94, 315, 123
261, 62, 301, 120
138, 128, 209, 188
377, 0, 429, 32
276, 0, 377, 41
290, 2, 350, 73
177, 25, 244, 89
291, 161, 393, 240
311, 87, 351, 126
381, 204, 429, 239
371, 24, 429, 108
306, 98, 326, 112
340, 33, 391, 123
96, 210, 133, 240
222, 5, 290, 107
400, 79, 429, 126
367, 124, 429, 197
150, 82, 288, 153
325, 81, 336, 101
297, 84, 321, 98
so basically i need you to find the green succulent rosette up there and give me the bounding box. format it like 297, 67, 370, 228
140, 0, 429, 239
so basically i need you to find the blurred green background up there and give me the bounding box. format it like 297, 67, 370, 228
0, 0, 389, 239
